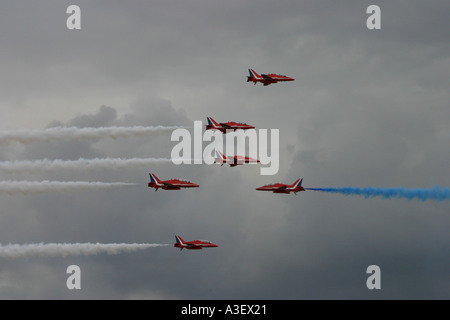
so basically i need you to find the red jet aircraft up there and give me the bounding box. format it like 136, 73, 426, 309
247, 68, 295, 86
256, 178, 305, 194
148, 173, 199, 191
206, 117, 255, 134
215, 150, 260, 167
174, 235, 218, 251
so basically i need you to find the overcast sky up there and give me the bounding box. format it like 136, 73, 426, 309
0, 0, 449, 299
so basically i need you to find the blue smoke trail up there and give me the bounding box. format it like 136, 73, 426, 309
305, 185, 450, 201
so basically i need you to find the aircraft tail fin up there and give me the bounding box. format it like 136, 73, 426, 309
216, 150, 226, 160
207, 117, 221, 128
216, 150, 227, 165
290, 178, 303, 188
248, 69, 254, 79
149, 173, 163, 185
249, 68, 261, 79
175, 235, 184, 244
175, 235, 185, 251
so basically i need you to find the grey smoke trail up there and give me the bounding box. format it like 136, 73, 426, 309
0, 180, 137, 195
0, 125, 186, 145
0, 243, 169, 259
0, 158, 174, 173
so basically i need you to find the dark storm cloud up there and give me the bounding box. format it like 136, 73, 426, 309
278, 0, 450, 300
0, 0, 449, 299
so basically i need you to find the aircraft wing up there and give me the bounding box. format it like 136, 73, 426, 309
261, 74, 274, 81
276, 185, 287, 191
162, 182, 181, 190
233, 156, 247, 164
220, 123, 234, 129
187, 243, 202, 249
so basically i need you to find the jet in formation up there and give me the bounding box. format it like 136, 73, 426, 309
214, 150, 260, 167
148, 173, 199, 191
174, 235, 218, 251
247, 68, 295, 86
206, 116, 255, 133
256, 178, 305, 194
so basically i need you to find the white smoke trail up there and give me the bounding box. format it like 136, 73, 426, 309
0, 158, 173, 173
0, 180, 137, 195
0, 125, 186, 145
0, 243, 169, 259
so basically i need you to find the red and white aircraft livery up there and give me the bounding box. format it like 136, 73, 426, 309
174, 235, 218, 251
256, 178, 305, 194
148, 173, 199, 191
215, 150, 260, 167
206, 117, 255, 134
247, 68, 295, 86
